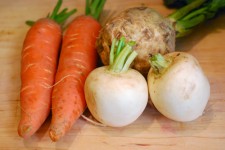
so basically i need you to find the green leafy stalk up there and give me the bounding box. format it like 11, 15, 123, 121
25, 20, 35, 26
109, 39, 116, 66
167, 0, 225, 37
109, 37, 137, 73
168, 0, 206, 22
149, 54, 172, 74
122, 51, 138, 72
116, 37, 125, 56
86, 0, 106, 20
26, 0, 77, 26
50, 0, 63, 20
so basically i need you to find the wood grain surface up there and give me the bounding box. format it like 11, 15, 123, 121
0, 0, 225, 150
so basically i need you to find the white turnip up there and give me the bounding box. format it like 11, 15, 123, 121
84, 37, 148, 127
147, 52, 210, 122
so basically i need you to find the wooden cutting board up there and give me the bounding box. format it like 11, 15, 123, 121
1, 0, 225, 149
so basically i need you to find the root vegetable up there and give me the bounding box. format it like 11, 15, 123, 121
147, 52, 210, 122
18, 0, 76, 138
97, 7, 175, 76
84, 37, 148, 127
97, 0, 225, 75
49, 0, 106, 141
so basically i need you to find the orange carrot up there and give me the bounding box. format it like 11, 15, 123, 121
18, 0, 76, 138
49, 0, 106, 141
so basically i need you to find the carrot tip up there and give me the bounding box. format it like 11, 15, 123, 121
18, 125, 32, 138
49, 129, 61, 142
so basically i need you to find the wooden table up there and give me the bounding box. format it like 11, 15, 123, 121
1, 0, 225, 149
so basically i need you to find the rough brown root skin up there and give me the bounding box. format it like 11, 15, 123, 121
97, 7, 176, 76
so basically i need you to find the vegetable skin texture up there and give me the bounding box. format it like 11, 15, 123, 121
85, 37, 148, 127
148, 52, 210, 122
19, 19, 61, 138
18, 0, 76, 138
85, 67, 148, 127
97, 7, 176, 76
49, 16, 101, 142
49, 0, 106, 141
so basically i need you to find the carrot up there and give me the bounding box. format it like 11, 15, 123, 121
49, 0, 106, 141
18, 0, 76, 138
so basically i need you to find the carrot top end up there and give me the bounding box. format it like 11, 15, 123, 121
25, 20, 35, 27
85, 0, 106, 20
49, 0, 77, 25
25, 0, 77, 27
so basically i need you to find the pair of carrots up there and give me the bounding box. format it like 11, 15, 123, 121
18, 0, 106, 141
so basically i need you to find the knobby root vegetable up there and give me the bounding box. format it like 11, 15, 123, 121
147, 52, 210, 122
18, 0, 76, 138
97, 7, 175, 76
97, 0, 225, 75
49, 0, 106, 141
84, 37, 148, 127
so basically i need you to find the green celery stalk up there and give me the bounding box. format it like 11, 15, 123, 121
167, 0, 225, 37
